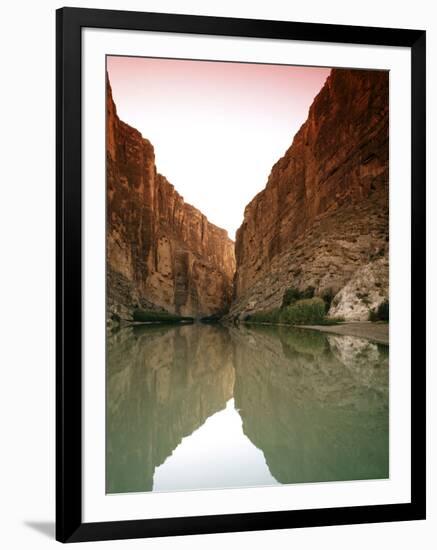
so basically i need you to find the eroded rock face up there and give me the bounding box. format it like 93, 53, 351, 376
107, 78, 236, 320
230, 69, 389, 321
328, 257, 389, 321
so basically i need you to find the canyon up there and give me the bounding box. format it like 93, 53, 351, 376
107, 78, 235, 323
107, 68, 389, 323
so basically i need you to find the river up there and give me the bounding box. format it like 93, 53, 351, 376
106, 323, 388, 494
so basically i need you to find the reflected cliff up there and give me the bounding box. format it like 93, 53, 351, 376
106, 324, 235, 493
232, 326, 388, 484
107, 324, 388, 493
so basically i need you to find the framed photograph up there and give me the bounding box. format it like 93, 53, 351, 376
56, 7, 426, 543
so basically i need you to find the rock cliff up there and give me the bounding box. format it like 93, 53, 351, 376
107, 78, 236, 321
230, 69, 389, 321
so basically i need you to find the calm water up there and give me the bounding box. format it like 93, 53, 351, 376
106, 323, 389, 494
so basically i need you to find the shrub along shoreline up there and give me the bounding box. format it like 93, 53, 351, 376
243, 287, 344, 326
243, 288, 389, 327
244, 297, 344, 326
132, 309, 194, 324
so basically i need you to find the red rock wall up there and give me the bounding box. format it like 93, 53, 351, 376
231, 69, 389, 319
107, 78, 235, 320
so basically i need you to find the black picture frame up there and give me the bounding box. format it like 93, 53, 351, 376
56, 6, 426, 543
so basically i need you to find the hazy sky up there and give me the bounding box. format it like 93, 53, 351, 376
107, 56, 330, 240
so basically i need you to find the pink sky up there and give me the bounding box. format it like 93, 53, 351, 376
107, 56, 331, 239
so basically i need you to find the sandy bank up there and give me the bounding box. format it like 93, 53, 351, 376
299, 322, 389, 345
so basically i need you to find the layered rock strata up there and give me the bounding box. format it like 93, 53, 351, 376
107, 78, 236, 321
230, 69, 389, 321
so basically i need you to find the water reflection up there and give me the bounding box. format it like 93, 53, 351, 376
232, 325, 388, 484
107, 324, 388, 493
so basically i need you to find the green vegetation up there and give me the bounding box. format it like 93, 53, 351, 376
132, 309, 194, 324
320, 288, 335, 313
245, 285, 346, 327
369, 300, 389, 322
245, 308, 281, 324
281, 286, 315, 308
280, 297, 325, 324
315, 316, 345, 325
245, 295, 344, 327
199, 313, 222, 323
